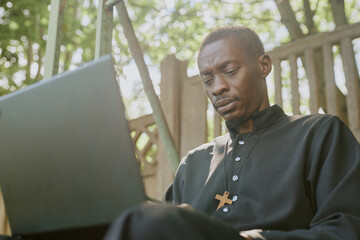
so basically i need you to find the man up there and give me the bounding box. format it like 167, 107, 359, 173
105, 26, 360, 240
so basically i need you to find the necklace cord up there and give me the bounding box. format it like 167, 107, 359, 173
223, 129, 266, 194
223, 142, 229, 191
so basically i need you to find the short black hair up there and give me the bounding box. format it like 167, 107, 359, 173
198, 26, 265, 59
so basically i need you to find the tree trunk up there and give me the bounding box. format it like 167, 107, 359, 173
116, 1, 180, 173
35, 50, 43, 81
273, 0, 348, 121
25, 41, 33, 82
329, 0, 359, 125
275, 0, 304, 39
275, 0, 326, 112
303, 0, 316, 34
329, 0, 348, 26
64, 51, 73, 71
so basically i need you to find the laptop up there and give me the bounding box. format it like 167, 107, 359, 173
0, 55, 147, 238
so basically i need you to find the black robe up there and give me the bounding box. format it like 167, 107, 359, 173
165, 105, 360, 239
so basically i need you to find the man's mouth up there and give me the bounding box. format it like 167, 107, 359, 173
214, 98, 237, 114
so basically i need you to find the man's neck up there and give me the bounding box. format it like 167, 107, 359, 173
226, 117, 254, 135
226, 102, 271, 135
234, 119, 253, 134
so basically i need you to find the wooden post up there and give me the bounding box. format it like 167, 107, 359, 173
157, 55, 187, 197
340, 38, 360, 141
115, 1, 180, 173
323, 43, 339, 116
273, 59, 283, 107
95, 0, 113, 59
0, 187, 10, 235
289, 54, 300, 114
305, 49, 319, 114
180, 75, 208, 157
43, 0, 66, 79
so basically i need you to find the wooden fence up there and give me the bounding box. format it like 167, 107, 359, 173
128, 22, 360, 199
269, 22, 360, 140
128, 114, 158, 177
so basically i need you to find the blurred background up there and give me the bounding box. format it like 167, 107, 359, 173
1, 0, 360, 208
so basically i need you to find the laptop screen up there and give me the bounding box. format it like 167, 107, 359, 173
0, 55, 146, 236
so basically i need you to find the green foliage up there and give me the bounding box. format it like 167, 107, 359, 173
0, 0, 50, 94
0, 0, 98, 96
1, 0, 359, 99
1, 0, 359, 166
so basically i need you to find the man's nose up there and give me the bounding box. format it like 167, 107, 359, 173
212, 75, 229, 96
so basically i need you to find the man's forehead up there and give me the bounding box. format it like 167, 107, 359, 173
198, 37, 245, 68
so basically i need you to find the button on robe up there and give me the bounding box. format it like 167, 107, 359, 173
165, 105, 360, 239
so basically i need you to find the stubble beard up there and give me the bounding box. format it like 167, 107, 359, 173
212, 95, 250, 132
225, 115, 249, 132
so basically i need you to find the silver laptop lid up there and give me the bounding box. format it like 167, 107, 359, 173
0, 55, 146, 235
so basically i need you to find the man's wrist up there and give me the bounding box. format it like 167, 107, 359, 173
240, 229, 264, 240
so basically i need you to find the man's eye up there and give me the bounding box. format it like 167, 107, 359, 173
225, 69, 237, 76
203, 78, 213, 85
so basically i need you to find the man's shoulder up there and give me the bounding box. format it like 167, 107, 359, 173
288, 113, 341, 127
185, 133, 229, 157
284, 113, 353, 140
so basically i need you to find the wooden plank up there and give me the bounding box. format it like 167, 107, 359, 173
105, 0, 122, 8
157, 55, 186, 197
116, 2, 180, 175
180, 75, 208, 157
159, 55, 183, 150
143, 128, 158, 142
340, 38, 360, 140
0, 187, 10, 235
95, 0, 114, 59
128, 114, 155, 130
131, 130, 142, 145
141, 140, 155, 157
268, 22, 360, 60
273, 59, 283, 107
322, 43, 338, 116
305, 49, 319, 114
214, 111, 222, 137
43, 0, 66, 79
289, 54, 300, 114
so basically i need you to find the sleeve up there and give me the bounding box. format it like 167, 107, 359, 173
256, 117, 360, 240
163, 156, 187, 204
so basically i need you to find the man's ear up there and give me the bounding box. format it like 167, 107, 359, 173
258, 54, 272, 78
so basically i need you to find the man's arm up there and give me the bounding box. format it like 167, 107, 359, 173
242, 117, 360, 240
163, 156, 187, 204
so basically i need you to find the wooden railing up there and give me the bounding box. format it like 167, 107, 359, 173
128, 114, 158, 177
128, 22, 360, 195
268, 22, 360, 140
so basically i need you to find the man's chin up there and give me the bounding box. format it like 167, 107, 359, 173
220, 110, 241, 122
222, 112, 249, 130
218, 110, 246, 126
225, 117, 246, 130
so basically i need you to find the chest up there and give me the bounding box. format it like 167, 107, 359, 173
181, 130, 314, 225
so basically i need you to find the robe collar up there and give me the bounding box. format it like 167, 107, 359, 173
226, 104, 286, 139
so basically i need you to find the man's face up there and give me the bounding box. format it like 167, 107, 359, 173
198, 37, 269, 124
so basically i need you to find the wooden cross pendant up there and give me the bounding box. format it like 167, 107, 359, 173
215, 191, 233, 210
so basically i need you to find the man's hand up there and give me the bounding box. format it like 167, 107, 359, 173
177, 203, 193, 211
240, 229, 264, 240
240, 234, 253, 240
